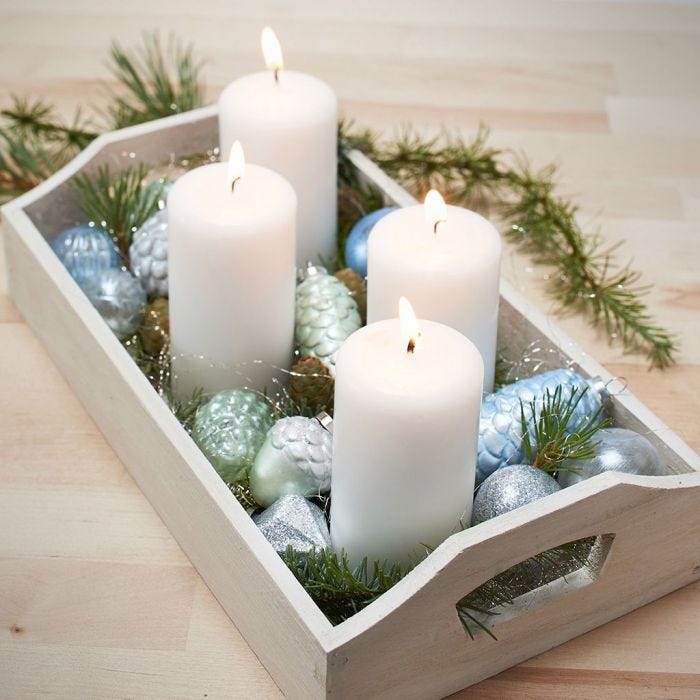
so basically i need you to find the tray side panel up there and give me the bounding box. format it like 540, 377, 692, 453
326, 474, 700, 699
2, 213, 329, 700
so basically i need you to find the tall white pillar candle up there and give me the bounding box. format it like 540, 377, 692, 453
168, 144, 297, 398
367, 191, 501, 391
218, 27, 337, 267
330, 299, 484, 566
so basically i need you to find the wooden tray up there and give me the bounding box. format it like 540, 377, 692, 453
3, 106, 699, 699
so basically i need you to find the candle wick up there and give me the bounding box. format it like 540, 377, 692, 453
230, 177, 241, 193
406, 337, 416, 354
433, 219, 446, 235
274, 67, 280, 83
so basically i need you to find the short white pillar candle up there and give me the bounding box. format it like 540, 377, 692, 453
330, 298, 484, 566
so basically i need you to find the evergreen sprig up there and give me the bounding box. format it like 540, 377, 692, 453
340, 124, 678, 369
105, 34, 205, 129
72, 164, 164, 255
282, 538, 594, 638
520, 385, 610, 473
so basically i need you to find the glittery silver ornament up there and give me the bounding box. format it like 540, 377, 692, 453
558, 427, 665, 488
81, 268, 147, 338
50, 224, 120, 285
192, 389, 274, 483
295, 264, 362, 376
477, 369, 609, 484
249, 416, 333, 507
129, 208, 168, 297
472, 464, 561, 525
253, 494, 331, 554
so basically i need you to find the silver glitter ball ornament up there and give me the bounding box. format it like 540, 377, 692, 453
249, 416, 333, 507
129, 208, 169, 297
477, 369, 609, 484
253, 494, 331, 554
472, 464, 561, 525
295, 264, 362, 376
50, 224, 120, 285
81, 268, 147, 338
558, 427, 665, 488
192, 389, 274, 483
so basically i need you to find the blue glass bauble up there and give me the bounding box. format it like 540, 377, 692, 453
81, 268, 147, 338
50, 225, 120, 285
477, 369, 609, 484
344, 207, 396, 277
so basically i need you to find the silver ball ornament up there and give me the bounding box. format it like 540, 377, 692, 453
129, 208, 169, 297
192, 389, 274, 483
558, 428, 665, 488
50, 225, 120, 285
253, 494, 331, 554
295, 264, 362, 376
472, 464, 561, 525
249, 416, 333, 507
81, 268, 147, 338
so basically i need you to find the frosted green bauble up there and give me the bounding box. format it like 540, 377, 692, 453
192, 389, 274, 483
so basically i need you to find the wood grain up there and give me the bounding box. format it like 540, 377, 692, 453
1, 1, 699, 697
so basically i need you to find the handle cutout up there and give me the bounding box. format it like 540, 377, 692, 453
456, 533, 615, 639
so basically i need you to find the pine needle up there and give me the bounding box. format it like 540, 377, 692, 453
72, 164, 164, 256
105, 33, 204, 129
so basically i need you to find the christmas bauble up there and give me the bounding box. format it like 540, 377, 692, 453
344, 207, 395, 277
477, 369, 608, 484
140, 298, 169, 356
192, 389, 274, 483
295, 265, 362, 375
253, 494, 331, 554
81, 268, 147, 338
249, 416, 333, 507
129, 208, 168, 297
50, 225, 120, 285
289, 355, 335, 414
472, 464, 561, 525
558, 427, 665, 488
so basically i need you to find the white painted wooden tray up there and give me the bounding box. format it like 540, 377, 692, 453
2, 106, 699, 699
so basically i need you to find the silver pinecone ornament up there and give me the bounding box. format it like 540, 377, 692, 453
129, 208, 168, 297
295, 264, 361, 375
249, 416, 332, 507
477, 369, 610, 484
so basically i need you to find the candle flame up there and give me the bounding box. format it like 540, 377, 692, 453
261, 26, 284, 79
227, 141, 245, 192
424, 189, 447, 234
399, 296, 420, 354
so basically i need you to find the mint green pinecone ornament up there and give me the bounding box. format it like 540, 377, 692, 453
295, 264, 361, 376
192, 389, 274, 483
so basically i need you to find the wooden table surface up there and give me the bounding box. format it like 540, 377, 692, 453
1, 1, 699, 697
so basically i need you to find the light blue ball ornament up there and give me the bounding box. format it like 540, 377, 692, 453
50, 225, 120, 285
344, 207, 396, 277
81, 268, 147, 338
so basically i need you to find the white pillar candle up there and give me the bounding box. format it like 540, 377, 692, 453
168, 143, 297, 398
367, 191, 501, 391
330, 298, 484, 567
218, 27, 337, 267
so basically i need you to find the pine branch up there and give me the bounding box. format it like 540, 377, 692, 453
72, 164, 164, 255
340, 123, 679, 369
520, 385, 610, 473
105, 33, 205, 129
1, 95, 98, 149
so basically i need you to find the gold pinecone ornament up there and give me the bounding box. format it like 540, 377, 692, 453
289, 356, 335, 414
334, 267, 367, 323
